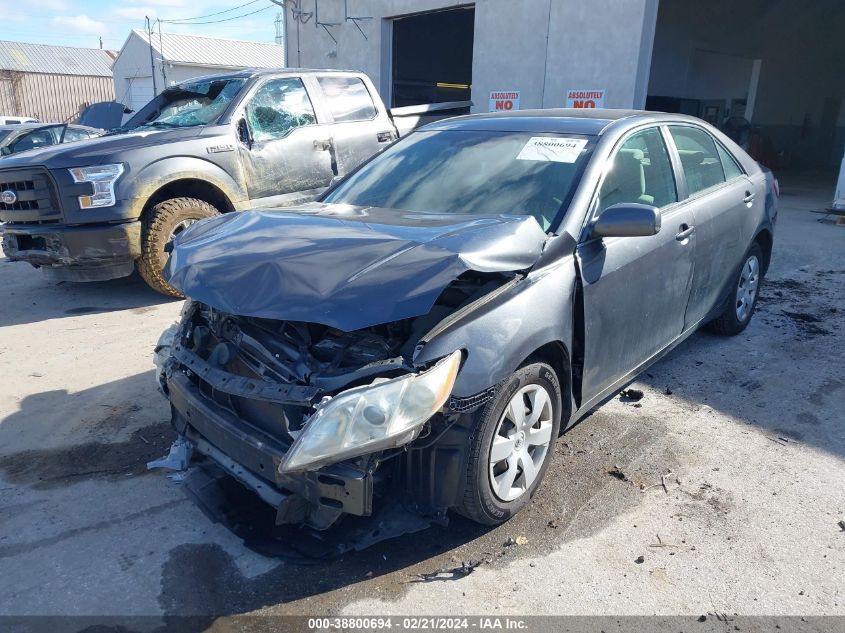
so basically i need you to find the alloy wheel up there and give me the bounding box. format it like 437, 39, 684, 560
735, 254, 760, 322
489, 384, 554, 502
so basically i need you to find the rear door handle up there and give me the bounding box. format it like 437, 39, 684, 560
743, 191, 756, 204
675, 224, 695, 241
314, 138, 333, 151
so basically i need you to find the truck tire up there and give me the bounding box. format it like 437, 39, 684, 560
137, 197, 220, 297
455, 361, 562, 525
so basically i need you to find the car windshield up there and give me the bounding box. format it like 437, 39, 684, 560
0, 130, 12, 145
126, 78, 247, 130
323, 130, 593, 231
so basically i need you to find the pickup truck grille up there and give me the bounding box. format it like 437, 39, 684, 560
0, 169, 61, 223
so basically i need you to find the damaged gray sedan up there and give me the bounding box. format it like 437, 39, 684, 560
154, 109, 778, 529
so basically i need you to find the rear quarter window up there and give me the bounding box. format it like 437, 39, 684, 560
317, 76, 377, 122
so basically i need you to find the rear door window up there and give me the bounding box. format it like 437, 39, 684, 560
716, 143, 744, 180
317, 76, 377, 122
668, 126, 727, 195
598, 127, 678, 214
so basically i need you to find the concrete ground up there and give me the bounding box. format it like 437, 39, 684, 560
0, 180, 843, 623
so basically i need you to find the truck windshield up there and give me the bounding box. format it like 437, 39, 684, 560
323, 130, 593, 231
126, 78, 247, 130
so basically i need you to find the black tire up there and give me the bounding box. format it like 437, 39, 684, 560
455, 361, 563, 525
707, 242, 764, 336
137, 197, 220, 297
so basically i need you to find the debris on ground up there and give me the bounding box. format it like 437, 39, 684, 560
664, 386, 673, 395
838, 520, 845, 532
547, 519, 559, 529
634, 555, 645, 564
649, 534, 678, 548
515, 535, 528, 545
767, 435, 791, 446
411, 560, 484, 582
608, 465, 629, 482
504, 537, 517, 547
619, 388, 644, 402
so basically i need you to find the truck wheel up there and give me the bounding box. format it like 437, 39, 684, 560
455, 361, 562, 525
137, 197, 220, 297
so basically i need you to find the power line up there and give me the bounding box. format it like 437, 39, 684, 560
161, 0, 267, 24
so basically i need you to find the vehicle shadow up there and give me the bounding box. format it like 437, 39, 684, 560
1, 368, 662, 624
635, 269, 845, 461
0, 259, 177, 327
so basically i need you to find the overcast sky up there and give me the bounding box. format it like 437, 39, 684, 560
0, 0, 282, 50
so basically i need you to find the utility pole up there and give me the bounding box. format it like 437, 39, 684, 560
146, 16, 157, 94
274, 12, 284, 47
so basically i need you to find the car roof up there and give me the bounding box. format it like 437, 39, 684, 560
423, 108, 703, 136
169, 67, 364, 85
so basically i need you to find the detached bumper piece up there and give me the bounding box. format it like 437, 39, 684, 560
167, 370, 372, 530
1, 221, 141, 281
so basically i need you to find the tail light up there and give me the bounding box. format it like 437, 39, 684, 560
772, 178, 780, 198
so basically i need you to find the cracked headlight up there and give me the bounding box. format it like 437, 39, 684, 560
279, 350, 462, 473
69, 163, 124, 208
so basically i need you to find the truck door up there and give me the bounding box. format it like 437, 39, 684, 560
238, 76, 335, 207
309, 74, 396, 176
576, 126, 696, 404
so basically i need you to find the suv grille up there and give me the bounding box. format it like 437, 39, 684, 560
0, 169, 60, 222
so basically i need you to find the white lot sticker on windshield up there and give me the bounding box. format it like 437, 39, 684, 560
516, 137, 588, 163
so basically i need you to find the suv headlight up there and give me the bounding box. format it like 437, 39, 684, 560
69, 164, 124, 209
279, 350, 462, 473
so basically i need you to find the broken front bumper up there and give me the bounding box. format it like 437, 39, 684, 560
1, 221, 141, 281
166, 370, 373, 530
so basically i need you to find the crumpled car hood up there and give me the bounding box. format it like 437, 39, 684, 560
166, 203, 548, 331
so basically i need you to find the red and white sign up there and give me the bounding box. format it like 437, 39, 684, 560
489, 90, 520, 112
566, 89, 605, 109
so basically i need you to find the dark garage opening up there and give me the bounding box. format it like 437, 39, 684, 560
646, 0, 845, 179
391, 6, 475, 107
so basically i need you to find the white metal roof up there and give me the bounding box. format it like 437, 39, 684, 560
0, 40, 115, 77
130, 29, 285, 68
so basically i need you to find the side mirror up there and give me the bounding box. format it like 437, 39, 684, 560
236, 118, 252, 148
591, 203, 661, 238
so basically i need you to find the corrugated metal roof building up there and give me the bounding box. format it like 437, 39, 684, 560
0, 40, 116, 122
112, 30, 285, 113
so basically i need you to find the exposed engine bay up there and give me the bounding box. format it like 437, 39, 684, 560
156, 271, 514, 530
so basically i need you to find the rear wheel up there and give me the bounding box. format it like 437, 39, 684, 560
707, 243, 763, 336
137, 197, 220, 297
455, 361, 562, 525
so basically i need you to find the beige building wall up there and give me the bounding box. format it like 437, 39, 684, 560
0, 71, 114, 122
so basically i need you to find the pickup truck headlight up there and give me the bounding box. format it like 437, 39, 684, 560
68, 164, 124, 209
279, 350, 462, 473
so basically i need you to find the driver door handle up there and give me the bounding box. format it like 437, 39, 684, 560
314, 138, 333, 151
675, 224, 695, 241
743, 191, 756, 204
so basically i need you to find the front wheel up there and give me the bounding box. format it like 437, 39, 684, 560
707, 243, 764, 336
137, 197, 220, 297
455, 361, 562, 525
